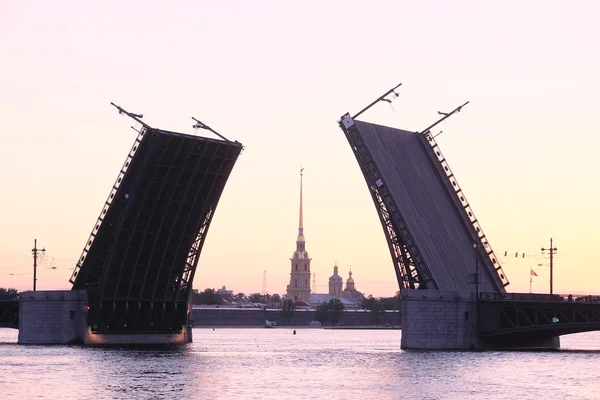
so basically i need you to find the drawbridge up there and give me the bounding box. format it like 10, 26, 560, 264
338, 84, 600, 347
338, 85, 508, 294
69, 104, 243, 334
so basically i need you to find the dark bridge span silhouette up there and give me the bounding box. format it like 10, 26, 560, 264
337, 84, 600, 349
68, 105, 243, 336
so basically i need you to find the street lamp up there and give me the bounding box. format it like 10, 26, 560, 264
472, 241, 487, 338
473, 243, 480, 300
472, 241, 490, 299
31, 239, 46, 291
541, 238, 558, 295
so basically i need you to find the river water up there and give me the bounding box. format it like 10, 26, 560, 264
1, 328, 599, 399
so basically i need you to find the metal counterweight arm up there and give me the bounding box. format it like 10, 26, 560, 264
353, 83, 403, 119
192, 117, 231, 142
110, 102, 149, 129
419, 101, 470, 136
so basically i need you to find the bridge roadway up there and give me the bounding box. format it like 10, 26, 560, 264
352, 120, 508, 292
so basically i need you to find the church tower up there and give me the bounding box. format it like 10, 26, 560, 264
345, 268, 355, 291
328, 264, 343, 296
286, 168, 311, 302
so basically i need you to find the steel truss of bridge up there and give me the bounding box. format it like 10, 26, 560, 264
479, 293, 600, 339
70, 106, 243, 335
338, 84, 600, 349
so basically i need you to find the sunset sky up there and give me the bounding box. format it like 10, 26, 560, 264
1, 1, 599, 297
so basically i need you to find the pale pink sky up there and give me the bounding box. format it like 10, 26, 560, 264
1, 1, 599, 297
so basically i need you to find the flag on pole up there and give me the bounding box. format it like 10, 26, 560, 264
530, 269, 538, 277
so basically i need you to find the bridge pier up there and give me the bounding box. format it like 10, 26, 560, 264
18, 290, 89, 344
81, 325, 192, 345
18, 290, 192, 345
401, 290, 562, 350
401, 290, 480, 350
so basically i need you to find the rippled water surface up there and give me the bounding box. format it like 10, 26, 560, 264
1, 328, 600, 399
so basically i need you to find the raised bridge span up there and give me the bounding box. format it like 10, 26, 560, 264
337, 84, 600, 349
67, 106, 243, 337
14, 103, 243, 344
339, 113, 508, 293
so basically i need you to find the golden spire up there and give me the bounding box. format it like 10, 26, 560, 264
298, 167, 304, 237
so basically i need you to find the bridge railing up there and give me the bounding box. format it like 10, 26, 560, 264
481, 292, 600, 304
480, 292, 564, 302
418, 131, 510, 290
479, 294, 600, 337
69, 126, 147, 285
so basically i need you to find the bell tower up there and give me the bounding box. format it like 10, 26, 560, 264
328, 264, 343, 296
286, 168, 311, 302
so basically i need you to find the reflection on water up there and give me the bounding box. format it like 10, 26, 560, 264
1, 328, 600, 399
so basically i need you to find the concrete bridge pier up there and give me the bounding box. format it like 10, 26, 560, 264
18, 290, 193, 345
400, 290, 560, 350
401, 290, 479, 350
18, 290, 89, 344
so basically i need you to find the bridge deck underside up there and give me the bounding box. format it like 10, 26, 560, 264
356, 120, 499, 292
71, 127, 242, 333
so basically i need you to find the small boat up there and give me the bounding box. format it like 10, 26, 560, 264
265, 320, 277, 328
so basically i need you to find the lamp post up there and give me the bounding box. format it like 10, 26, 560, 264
472, 241, 487, 343
541, 238, 557, 295
31, 239, 46, 291
473, 243, 480, 300
473, 242, 488, 299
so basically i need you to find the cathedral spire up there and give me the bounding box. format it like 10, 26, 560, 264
298, 167, 304, 240
287, 168, 311, 303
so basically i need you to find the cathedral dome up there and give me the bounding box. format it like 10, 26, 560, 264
343, 289, 365, 303
329, 265, 343, 283
346, 270, 355, 283
344, 269, 356, 291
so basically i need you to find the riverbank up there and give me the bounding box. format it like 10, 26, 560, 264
324, 326, 400, 330
193, 325, 400, 330
192, 308, 401, 328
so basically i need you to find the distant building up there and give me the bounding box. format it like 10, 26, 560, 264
217, 285, 233, 299
309, 264, 365, 310
309, 293, 358, 310
286, 169, 311, 302
342, 269, 365, 305
283, 170, 364, 310
328, 265, 343, 296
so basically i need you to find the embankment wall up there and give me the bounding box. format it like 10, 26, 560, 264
192, 308, 400, 327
